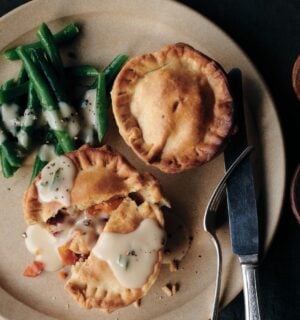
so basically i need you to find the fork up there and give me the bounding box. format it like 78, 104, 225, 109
203, 146, 253, 320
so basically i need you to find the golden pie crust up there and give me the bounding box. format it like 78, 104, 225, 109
111, 43, 233, 173
65, 198, 164, 312
23, 145, 168, 225
23, 145, 168, 311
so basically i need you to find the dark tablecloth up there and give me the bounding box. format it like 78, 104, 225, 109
1, 1, 299, 319
183, 2, 300, 319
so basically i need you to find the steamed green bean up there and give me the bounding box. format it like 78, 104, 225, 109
4, 23, 79, 61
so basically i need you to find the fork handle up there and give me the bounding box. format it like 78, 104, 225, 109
241, 263, 262, 320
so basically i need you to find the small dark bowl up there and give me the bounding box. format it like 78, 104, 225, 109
291, 165, 300, 223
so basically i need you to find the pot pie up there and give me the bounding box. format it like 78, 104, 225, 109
23, 145, 169, 312
111, 43, 233, 173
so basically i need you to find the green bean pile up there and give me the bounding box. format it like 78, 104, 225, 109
0, 22, 128, 180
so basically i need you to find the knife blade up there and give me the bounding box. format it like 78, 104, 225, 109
225, 69, 259, 257
225, 68, 262, 320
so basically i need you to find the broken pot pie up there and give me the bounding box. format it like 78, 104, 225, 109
23, 145, 169, 312
112, 43, 234, 173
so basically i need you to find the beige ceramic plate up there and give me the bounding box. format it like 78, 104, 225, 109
0, 0, 285, 319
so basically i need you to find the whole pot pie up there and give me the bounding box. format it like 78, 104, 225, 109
23, 145, 168, 312
111, 43, 233, 173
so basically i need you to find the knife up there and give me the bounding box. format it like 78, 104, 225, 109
224, 68, 262, 320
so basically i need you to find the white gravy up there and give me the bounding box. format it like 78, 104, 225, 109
44, 110, 64, 131
52, 210, 108, 248
92, 218, 165, 289
25, 210, 109, 271
81, 89, 97, 144
17, 130, 29, 149
58, 102, 80, 138
38, 144, 56, 162
1, 103, 20, 136
25, 224, 63, 271
36, 155, 76, 207
22, 108, 36, 127
0, 129, 6, 144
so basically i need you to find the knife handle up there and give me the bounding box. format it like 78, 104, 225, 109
241, 262, 262, 320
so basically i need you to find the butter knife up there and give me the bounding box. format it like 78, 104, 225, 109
224, 68, 263, 320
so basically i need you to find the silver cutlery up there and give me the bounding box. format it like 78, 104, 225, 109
225, 69, 263, 320
203, 145, 253, 320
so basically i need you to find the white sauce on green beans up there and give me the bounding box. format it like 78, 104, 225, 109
92, 218, 165, 289
81, 89, 97, 144
1, 103, 20, 136
0, 130, 6, 144
59, 102, 73, 118
36, 155, 76, 207
44, 110, 64, 131
81, 89, 97, 126
11, 108, 36, 149
58, 102, 80, 138
37, 112, 48, 127
17, 130, 29, 148
22, 108, 36, 127
38, 144, 56, 162
81, 127, 94, 145
25, 224, 63, 271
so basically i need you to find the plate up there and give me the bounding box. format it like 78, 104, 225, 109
0, 0, 285, 319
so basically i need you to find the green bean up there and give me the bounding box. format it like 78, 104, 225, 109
32, 49, 80, 144
91, 54, 129, 89
0, 140, 22, 167
16, 47, 57, 109
15, 65, 29, 106
32, 49, 68, 102
17, 81, 39, 150
30, 152, 48, 183
37, 23, 64, 77
0, 148, 16, 178
65, 65, 99, 78
26, 81, 40, 113
0, 81, 29, 104
16, 47, 75, 153
103, 54, 128, 87
43, 128, 56, 143
2, 79, 15, 90
95, 73, 108, 143
44, 129, 64, 155
0, 79, 22, 137
55, 141, 64, 155
0, 80, 23, 171
4, 23, 79, 61
30, 142, 63, 183
54, 130, 75, 152
17, 65, 28, 85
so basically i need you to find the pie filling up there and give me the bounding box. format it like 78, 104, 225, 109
24, 154, 165, 290
24, 196, 122, 272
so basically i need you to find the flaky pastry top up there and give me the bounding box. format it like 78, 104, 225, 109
111, 43, 233, 173
23, 145, 168, 225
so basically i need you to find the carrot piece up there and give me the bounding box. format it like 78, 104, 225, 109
23, 261, 44, 277
58, 243, 78, 265
87, 197, 123, 215
102, 196, 123, 211
57, 270, 68, 280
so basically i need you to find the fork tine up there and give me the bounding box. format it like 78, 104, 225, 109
211, 189, 225, 212
204, 145, 253, 227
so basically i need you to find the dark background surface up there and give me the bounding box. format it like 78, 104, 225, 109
0, 0, 299, 319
